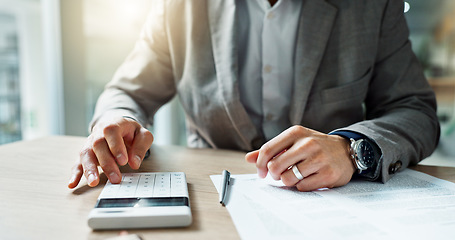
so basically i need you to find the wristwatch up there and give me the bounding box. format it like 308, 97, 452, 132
349, 138, 376, 174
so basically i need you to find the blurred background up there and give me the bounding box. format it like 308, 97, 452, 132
0, 0, 455, 152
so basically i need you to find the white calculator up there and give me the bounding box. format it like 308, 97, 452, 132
88, 172, 192, 230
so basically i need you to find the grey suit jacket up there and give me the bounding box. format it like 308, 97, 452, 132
92, 0, 440, 183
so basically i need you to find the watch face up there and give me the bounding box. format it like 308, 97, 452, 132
356, 140, 375, 168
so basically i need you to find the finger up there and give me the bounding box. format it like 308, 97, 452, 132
245, 150, 260, 163
80, 147, 101, 187
280, 160, 316, 186
269, 134, 326, 180
267, 148, 306, 180
127, 127, 154, 169
256, 126, 311, 178
293, 158, 352, 192
294, 172, 335, 192
103, 123, 128, 166
256, 142, 292, 178
92, 137, 122, 184
68, 162, 83, 189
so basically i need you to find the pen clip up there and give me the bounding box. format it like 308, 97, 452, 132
220, 170, 231, 206
226, 174, 231, 185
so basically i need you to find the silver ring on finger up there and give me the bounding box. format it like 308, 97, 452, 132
292, 165, 304, 181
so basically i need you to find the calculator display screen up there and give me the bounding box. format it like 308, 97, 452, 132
95, 197, 189, 208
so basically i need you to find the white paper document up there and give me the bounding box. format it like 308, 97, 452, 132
210, 169, 455, 240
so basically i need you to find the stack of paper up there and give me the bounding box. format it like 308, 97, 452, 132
211, 169, 455, 240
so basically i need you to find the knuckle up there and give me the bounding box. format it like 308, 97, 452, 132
103, 123, 120, 136
296, 184, 307, 192
111, 148, 122, 156
260, 144, 273, 159
79, 147, 91, 158
281, 175, 294, 186
288, 125, 305, 137
143, 129, 154, 142
303, 137, 318, 147
92, 137, 106, 149
98, 158, 114, 170
83, 166, 96, 176
122, 118, 140, 129
298, 137, 323, 155
267, 161, 280, 175
294, 141, 307, 152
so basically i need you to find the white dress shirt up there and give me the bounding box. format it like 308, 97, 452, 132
237, 0, 303, 140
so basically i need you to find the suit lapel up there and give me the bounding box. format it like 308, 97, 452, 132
206, 0, 337, 147
207, 0, 260, 150
290, 0, 338, 124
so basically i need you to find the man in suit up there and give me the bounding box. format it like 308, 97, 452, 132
68, 0, 440, 192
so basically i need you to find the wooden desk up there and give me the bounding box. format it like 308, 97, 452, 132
0, 136, 453, 240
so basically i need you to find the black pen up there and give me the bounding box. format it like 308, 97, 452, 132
219, 170, 231, 206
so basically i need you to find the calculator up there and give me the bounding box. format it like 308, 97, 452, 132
88, 172, 192, 230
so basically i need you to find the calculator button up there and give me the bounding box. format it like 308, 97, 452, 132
135, 174, 156, 198
153, 173, 171, 197
117, 174, 140, 198
171, 173, 188, 197
97, 172, 188, 199
98, 181, 121, 199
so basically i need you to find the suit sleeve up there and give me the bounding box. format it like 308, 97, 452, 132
335, 0, 440, 182
90, 0, 175, 131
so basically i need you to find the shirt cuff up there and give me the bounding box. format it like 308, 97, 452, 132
329, 130, 364, 141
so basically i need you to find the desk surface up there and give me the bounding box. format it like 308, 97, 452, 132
0, 136, 454, 240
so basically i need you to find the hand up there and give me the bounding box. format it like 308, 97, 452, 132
245, 125, 355, 191
68, 116, 154, 189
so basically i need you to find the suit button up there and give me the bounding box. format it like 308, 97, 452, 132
263, 65, 272, 74
388, 160, 403, 174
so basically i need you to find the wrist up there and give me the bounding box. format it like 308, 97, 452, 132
329, 130, 381, 176
331, 134, 357, 176
340, 136, 357, 176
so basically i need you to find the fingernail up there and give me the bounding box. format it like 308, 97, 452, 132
109, 172, 121, 183
87, 173, 97, 185
116, 154, 127, 165
134, 155, 142, 166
